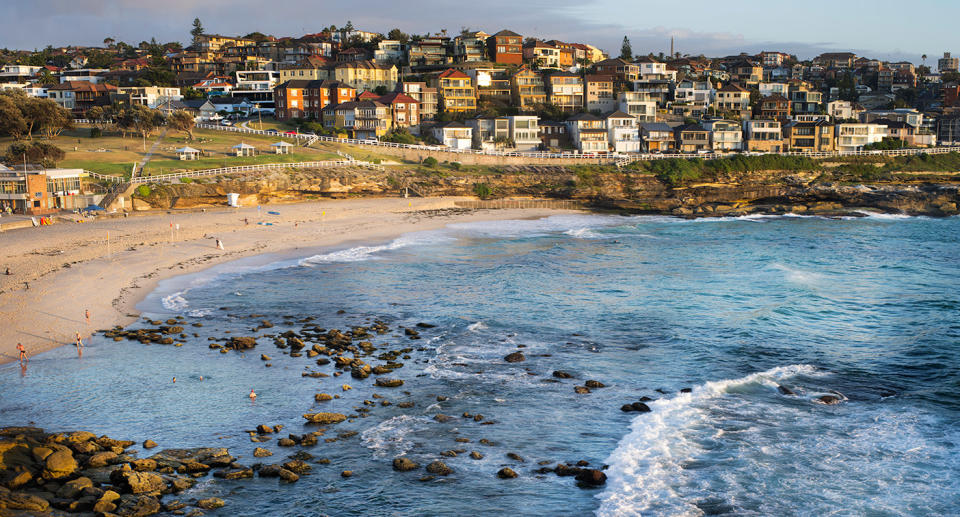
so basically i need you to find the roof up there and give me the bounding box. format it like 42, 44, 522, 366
634, 56, 660, 63
271, 141, 294, 146
567, 112, 600, 121
358, 91, 380, 100
719, 83, 750, 92
763, 93, 789, 102
48, 81, 116, 92
604, 110, 633, 119
176, 146, 200, 153
334, 60, 394, 71
437, 121, 469, 128
232, 143, 256, 149
377, 92, 418, 104
585, 74, 614, 83
492, 30, 521, 38
639, 122, 673, 132
438, 69, 470, 79
675, 123, 707, 133
594, 58, 635, 68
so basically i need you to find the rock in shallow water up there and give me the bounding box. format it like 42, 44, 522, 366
393, 457, 419, 471
504, 352, 526, 363
497, 467, 518, 479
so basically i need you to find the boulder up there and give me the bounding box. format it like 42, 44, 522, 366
585, 380, 606, 388
56, 476, 93, 499
497, 467, 518, 479
277, 438, 296, 447
213, 468, 253, 480
575, 469, 607, 487
425, 461, 452, 476
573, 386, 591, 394
130, 458, 157, 471
0, 490, 50, 512
253, 447, 272, 458
504, 352, 525, 363
142, 440, 158, 449
392, 457, 419, 472
374, 378, 404, 388
43, 449, 78, 479
87, 451, 119, 467
256, 424, 274, 435
552, 370, 574, 379
817, 395, 842, 405
302, 413, 347, 425
777, 385, 796, 396
227, 336, 257, 350
621, 402, 652, 413
282, 460, 311, 474
469, 451, 484, 460
278, 468, 299, 482
197, 497, 225, 510
113, 470, 166, 494
258, 465, 281, 477
314, 393, 333, 402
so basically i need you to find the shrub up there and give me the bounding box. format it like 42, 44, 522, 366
136, 185, 151, 197
180, 177, 193, 183
473, 182, 492, 199
422, 156, 438, 168
3, 142, 65, 168
450, 161, 462, 171
89, 127, 102, 138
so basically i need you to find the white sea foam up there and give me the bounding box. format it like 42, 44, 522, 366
360, 415, 434, 457
299, 232, 454, 264
467, 321, 487, 332
854, 210, 922, 220
564, 227, 603, 239
769, 263, 824, 286
186, 308, 213, 318
161, 292, 189, 311
595, 364, 817, 517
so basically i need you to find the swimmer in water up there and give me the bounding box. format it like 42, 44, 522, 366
172, 377, 176, 383
249, 388, 257, 399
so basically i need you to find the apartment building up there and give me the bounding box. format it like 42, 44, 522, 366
617, 92, 657, 122
784, 120, 835, 152
702, 119, 743, 151
566, 113, 608, 152
585, 75, 616, 113
402, 82, 438, 121
742, 120, 784, 152
487, 30, 523, 65
605, 111, 640, 153
835, 123, 887, 152
546, 72, 584, 112
510, 66, 547, 112
437, 69, 476, 113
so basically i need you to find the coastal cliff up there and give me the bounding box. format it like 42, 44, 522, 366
131, 166, 960, 217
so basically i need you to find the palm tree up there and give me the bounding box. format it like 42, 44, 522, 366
103, 37, 115, 48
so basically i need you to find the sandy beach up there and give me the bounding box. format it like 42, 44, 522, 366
0, 197, 572, 364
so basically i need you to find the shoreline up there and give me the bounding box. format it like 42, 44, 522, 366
0, 197, 575, 365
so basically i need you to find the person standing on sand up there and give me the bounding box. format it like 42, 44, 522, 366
85, 309, 90, 325
75, 332, 83, 349
216, 239, 224, 250
17, 343, 26, 363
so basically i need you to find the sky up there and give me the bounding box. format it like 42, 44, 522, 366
1, 0, 956, 64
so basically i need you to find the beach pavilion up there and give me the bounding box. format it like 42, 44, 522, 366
271, 141, 294, 155
175, 146, 201, 160
232, 143, 256, 157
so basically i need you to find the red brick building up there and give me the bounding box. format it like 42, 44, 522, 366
487, 30, 523, 65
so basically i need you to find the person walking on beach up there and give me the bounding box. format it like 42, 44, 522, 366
16, 343, 26, 364
75, 331, 83, 349
216, 239, 224, 250
85, 309, 90, 325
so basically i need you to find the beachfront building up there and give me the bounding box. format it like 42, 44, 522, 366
835, 123, 887, 152
605, 111, 640, 153
784, 120, 835, 152
742, 120, 784, 152
432, 121, 473, 150
566, 113, 609, 153
0, 167, 89, 214
702, 119, 744, 151
176, 147, 201, 160
639, 122, 676, 153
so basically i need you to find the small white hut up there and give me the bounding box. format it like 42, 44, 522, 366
271, 141, 294, 155
232, 142, 256, 157
175, 146, 201, 161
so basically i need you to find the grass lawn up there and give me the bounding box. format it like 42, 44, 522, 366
238, 116, 297, 132
2, 129, 149, 177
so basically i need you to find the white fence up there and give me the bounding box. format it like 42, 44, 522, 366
194, 123, 960, 162
125, 160, 379, 184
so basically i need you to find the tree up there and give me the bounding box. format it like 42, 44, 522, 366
103, 37, 115, 48
387, 29, 409, 45
190, 18, 205, 46
167, 110, 196, 140
118, 105, 164, 148
3, 142, 65, 167
0, 93, 28, 140
344, 20, 355, 32
620, 36, 632, 61
921, 54, 927, 67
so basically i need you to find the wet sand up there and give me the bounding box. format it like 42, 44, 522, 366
0, 197, 573, 364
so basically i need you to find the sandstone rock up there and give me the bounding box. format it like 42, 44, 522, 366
374, 378, 404, 388
253, 447, 272, 458
114, 470, 166, 494
197, 497, 225, 509
497, 467, 518, 479
277, 468, 299, 482
315, 393, 333, 402
469, 451, 483, 460
256, 424, 274, 434
504, 352, 525, 363
131, 458, 157, 471
43, 449, 78, 479
227, 336, 257, 350
817, 395, 842, 405
277, 438, 296, 447
116, 494, 161, 516
56, 476, 93, 499
425, 460, 452, 476
552, 370, 574, 379
341, 470, 353, 478
0, 490, 50, 512
87, 451, 119, 467
392, 457, 419, 472
585, 380, 606, 388
574, 386, 591, 394
506, 452, 525, 463
212, 468, 253, 480
282, 460, 311, 474
142, 440, 158, 449
302, 413, 347, 425
433, 414, 453, 423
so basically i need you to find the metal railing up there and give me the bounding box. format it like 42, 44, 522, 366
195, 122, 960, 162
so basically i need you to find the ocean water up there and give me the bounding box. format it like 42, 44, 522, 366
2, 213, 959, 516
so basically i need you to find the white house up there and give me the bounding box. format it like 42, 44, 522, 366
674, 80, 715, 108
826, 100, 863, 121
758, 82, 789, 97
702, 119, 743, 151
617, 92, 657, 122
835, 123, 887, 152
508, 115, 540, 151
374, 40, 406, 64
432, 121, 473, 150
605, 111, 640, 153
60, 69, 109, 84
566, 112, 609, 153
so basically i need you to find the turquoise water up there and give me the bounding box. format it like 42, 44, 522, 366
2, 213, 959, 516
